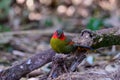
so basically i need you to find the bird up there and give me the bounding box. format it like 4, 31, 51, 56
50, 29, 93, 54
50, 29, 94, 76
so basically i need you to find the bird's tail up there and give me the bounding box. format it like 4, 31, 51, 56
74, 44, 93, 49
73, 44, 94, 52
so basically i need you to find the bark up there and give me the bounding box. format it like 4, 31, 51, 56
92, 27, 120, 49
73, 27, 120, 49
0, 49, 55, 80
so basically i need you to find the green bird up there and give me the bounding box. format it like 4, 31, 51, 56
50, 29, 93, 54
50, 29, 76, 54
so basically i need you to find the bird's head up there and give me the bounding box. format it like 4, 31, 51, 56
56, 29, 63, 38
52, 29, 65, 40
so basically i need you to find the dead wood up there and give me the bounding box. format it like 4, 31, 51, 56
0, 49, 55, 80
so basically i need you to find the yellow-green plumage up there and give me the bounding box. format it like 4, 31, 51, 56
50, 37, 76, 54
50, 29, 76, 54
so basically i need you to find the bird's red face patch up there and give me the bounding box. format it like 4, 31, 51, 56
52, 32, 66, 41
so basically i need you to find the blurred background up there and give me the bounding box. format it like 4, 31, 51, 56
1, 0, 120, 32
0, 0, 120, 79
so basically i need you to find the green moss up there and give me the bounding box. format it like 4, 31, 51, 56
92, 34, 120, 49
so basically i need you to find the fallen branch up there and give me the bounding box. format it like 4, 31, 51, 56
0, 49, 55, 80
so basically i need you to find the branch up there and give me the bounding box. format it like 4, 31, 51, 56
73, 27, 120, 49
0, 49, 55, 80
92, 27, 120, 49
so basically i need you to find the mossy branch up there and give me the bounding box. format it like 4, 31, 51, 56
92, 34, 120, 49
72, 27, 120, 49
92, 27, 120, 49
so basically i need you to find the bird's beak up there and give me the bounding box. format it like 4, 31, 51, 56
57, 33, 61, 38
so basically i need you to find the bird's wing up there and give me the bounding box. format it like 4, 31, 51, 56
64, 37, 74, 45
